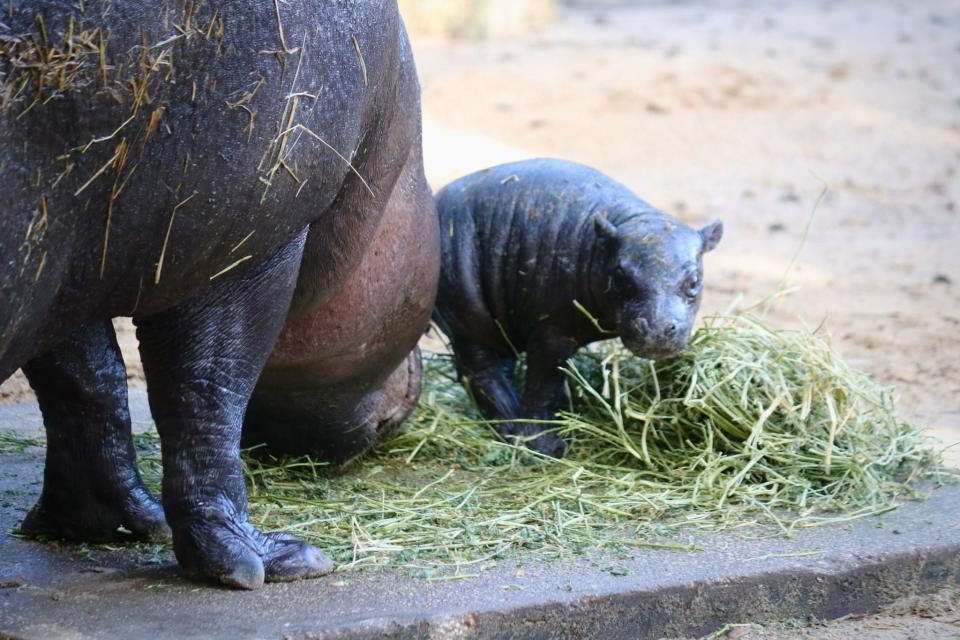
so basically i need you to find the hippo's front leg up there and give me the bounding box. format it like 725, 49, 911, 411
134, 231, 331, 589
517, 332, 579, 458
454, 341, 566, 457
20, 320, 169, 542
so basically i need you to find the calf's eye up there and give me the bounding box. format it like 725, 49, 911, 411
614, 261, 634, 283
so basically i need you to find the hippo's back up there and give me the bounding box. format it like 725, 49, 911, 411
1, 0, 400, 371
434, 158, 642, 348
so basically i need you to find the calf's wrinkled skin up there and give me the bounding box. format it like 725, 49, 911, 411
1, 0, 438, 589
433, 159, 722, 457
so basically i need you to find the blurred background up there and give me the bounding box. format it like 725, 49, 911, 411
2, 0, 957, 462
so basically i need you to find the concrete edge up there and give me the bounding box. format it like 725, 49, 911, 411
316, 544, 960, 640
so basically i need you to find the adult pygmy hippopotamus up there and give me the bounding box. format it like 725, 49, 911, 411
433, 159, 722, 457
1, 1, 438, 589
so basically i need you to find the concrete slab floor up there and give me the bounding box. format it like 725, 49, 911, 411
1, 395, 958, 640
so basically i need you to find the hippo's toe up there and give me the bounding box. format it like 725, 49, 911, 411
219, 548, 267, 591
219, 532, 333, 589
174, 506, 332, 590
21, 483, 170, 543
263, 532, 335, 582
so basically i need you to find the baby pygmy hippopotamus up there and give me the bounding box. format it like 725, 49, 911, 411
433, 158, 722, 457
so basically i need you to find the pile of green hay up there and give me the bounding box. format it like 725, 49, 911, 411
212, 313, 944, 572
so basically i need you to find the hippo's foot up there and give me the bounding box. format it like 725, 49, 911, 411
21, 483, 169, 543
372, 346, 423, 440
135, 231, 330, 590
173, 505, 333, 590
499, 422, 566, 458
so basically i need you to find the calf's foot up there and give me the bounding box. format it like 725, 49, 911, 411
498, 421, 566, 459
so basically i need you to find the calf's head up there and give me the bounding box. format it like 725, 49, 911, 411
595, 214, 723, 359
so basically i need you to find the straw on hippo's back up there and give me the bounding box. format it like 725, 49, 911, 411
433, 159, 722, 457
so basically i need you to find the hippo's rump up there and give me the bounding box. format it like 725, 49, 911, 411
1, 0, 400, 330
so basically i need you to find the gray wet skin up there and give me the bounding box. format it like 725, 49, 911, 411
433, 159, 722, 457
1, 2, 438, 589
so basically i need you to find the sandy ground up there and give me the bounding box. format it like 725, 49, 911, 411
677, 587, 960, 639
0, 0, 958, 636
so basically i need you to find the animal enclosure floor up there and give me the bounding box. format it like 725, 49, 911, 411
1, 394, 958, 640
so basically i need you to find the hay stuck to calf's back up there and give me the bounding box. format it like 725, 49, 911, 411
134, 314, 946, 571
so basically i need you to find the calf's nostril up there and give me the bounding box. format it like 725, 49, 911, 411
664, 323, 677, 337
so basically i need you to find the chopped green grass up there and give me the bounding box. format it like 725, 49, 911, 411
3, 314, 947, 572
236, 313, 946, 571
0, 431, 43, 454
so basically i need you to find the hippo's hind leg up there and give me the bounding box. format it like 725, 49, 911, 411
243, 112, 439, 464
244, 347, 423, 465
452, 342, 556, 449
453, 342, 520, 422
373, 346, 424, 441
20, 320, 169, 542
134, 232, 331, 590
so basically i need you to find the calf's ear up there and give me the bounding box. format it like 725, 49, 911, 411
594, 214, 620, 247
700, 220, 723, 252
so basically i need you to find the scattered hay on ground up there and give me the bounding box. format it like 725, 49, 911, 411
234, 313, 948, 572
1, 314, 947, 573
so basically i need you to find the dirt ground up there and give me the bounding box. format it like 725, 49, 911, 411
412, 2, 960, 637
0, 0, 958, 636
678, 587, 960, 640
411, 3, 960, 635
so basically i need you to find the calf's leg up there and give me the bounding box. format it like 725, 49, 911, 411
452, 343, 530, 435
516, 333, 579, 458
